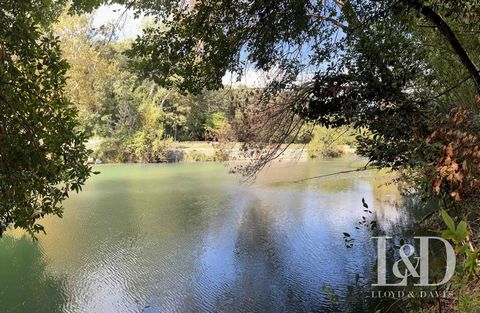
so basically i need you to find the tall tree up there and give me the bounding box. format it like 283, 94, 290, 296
54, 12, 119, 137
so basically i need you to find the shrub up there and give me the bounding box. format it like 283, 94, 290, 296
184, 150, 213, 162
97, 131, 172, 163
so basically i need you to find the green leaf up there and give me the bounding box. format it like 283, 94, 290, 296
441, 230, 456, 241
456, 221, 468, 242
457, 245, 468, 255
441, 209, 455, 231
465, 249, 478, 271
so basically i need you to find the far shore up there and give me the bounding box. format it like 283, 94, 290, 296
86, 138, 356, 164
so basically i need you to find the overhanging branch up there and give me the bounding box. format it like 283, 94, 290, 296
406, 0, 480, 94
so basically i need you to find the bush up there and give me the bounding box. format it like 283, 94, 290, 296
96, 137, 123, 162
204, 112, 227, 141
97, 131, 172, 163
184, 150, 214, 162
128, 130, 172, 163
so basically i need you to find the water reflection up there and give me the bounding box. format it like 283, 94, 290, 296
1, 158, 409, 312
0, 236, 66, 313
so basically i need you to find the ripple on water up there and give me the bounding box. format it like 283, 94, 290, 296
1, 161, 404, 313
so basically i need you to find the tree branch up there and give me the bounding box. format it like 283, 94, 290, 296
333, 0, 345, 8
311, 14, 348, 30
406, 0, 480, 94
293, 166, 372, 183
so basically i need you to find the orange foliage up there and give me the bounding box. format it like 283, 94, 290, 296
428, 102, 480, 201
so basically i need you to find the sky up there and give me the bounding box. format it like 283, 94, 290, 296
93, 4, 143, 39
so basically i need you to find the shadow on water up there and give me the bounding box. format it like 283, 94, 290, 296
0, 235, 66, 313
212, 198, 351, 313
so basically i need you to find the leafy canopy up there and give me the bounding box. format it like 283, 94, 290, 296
0, 1, 92, 236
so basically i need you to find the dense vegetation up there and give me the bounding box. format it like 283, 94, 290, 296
53, 13, 351, 163
0, 2, 350, 237
1, 0, 480, 311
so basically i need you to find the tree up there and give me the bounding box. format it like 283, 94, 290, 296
185, 89, 235, 140
101, 0, 479, 176
161, 91, 190, 141
0, 1, 92, 236
53, 12, 119, 137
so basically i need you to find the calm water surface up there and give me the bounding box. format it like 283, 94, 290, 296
0, 158, 408, 312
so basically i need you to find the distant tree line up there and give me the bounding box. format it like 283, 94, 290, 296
54, 13, 244, 162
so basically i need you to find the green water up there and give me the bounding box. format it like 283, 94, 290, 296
0, 159, 407, 312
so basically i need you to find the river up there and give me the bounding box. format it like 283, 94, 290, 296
0, 158, 409, 313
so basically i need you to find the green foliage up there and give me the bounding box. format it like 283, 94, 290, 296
184, 150, 212, 162
441, 210, 468, 244
437, 209, 480, 313
204, 112, 226, 140
98, 131, 172, 163
54, 13, 123, 137
0, 1, 91, 236
53, 15, 173, 163
458, 292, 480, 313
308, 126, 356, 158
185, 89, 236, 140
205, 112, 226, 131
440, 209, 478, 276
94, 75, 173, 163
53, 12, 240, 161
161, 91, 189, 141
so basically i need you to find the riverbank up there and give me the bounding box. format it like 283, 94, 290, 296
86, 138, 357, 164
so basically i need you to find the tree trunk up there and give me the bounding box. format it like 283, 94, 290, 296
406, 0, 480, 94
